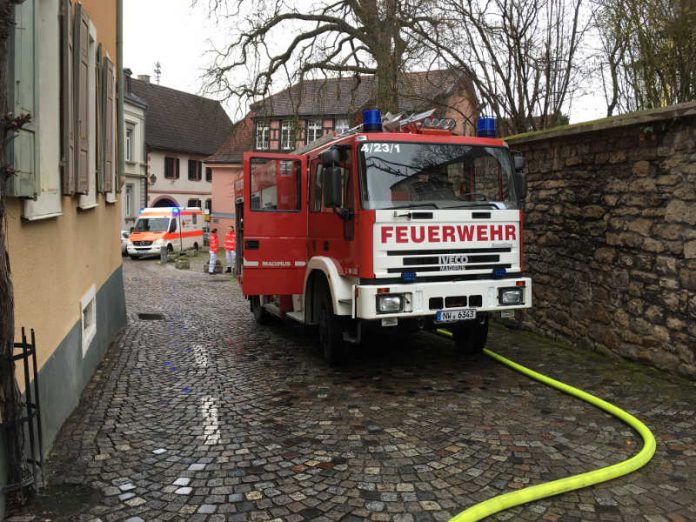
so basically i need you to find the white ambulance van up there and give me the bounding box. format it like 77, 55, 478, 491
127, 207, 205, 259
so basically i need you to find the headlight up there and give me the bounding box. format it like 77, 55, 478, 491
377, 295, 403, 313
499, 288, 524, 305
153, 238, 163, 246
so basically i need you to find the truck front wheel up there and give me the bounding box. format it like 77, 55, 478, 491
250, 296, 269, 325
453, 314, 489, 355
317, 290, 348, 365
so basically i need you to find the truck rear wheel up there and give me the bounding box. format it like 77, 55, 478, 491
250, 296, 269, 325
317, 289, 348, 365
453, 314, 489, 355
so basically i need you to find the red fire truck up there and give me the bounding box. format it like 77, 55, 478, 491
234, 110, 531, 363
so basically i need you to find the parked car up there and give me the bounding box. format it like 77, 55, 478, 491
121, 230, 130, 256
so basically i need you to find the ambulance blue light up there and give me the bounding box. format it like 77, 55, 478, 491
363, 109, 382, 132
477, 117, 496, 137
401, 271, 416, 283
172, 207, 180, 215
494, 267, 507, 278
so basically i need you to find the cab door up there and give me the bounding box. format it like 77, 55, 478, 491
241, 152, 307, 296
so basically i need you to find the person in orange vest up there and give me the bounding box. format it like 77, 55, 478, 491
208, 228, 219, 274
224, 224, 237, 274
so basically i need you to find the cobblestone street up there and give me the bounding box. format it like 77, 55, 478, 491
10, 259, 696, 522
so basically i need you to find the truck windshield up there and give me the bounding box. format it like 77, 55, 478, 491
358, 142, 517, 210
133, 217, 170, 233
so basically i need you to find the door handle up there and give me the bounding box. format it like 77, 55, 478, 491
245, 239, 259, 249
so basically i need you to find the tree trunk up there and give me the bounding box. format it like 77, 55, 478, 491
0, 0, 24, 494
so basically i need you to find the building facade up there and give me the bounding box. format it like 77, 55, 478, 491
129, 77, 233, 214
122, 69, 147, 230
1, 0, 127, 513
207, 70, 478, 228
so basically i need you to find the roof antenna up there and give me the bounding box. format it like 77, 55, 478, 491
154, 61, 162, 84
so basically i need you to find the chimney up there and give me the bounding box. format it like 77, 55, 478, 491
138, 74, 151, 83
124, 68, 133, 93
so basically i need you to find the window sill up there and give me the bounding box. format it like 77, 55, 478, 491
21, 211, 64, 222
77, 203, 99, 211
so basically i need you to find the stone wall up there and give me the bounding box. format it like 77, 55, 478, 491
507, 102, 696, 377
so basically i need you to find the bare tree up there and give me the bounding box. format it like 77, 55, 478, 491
1, 0, 27, 499
201, 0, 442, 112
595, 0, 696, 114
422, 0, 590, 134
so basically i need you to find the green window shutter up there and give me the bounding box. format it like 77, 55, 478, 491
6, 0, 39, 198
74, 3, 90, 195
104, 58, 115, 193
96, 44, 104, 193
60, 0, 75, 195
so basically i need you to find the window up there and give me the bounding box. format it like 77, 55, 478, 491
250, 158, 300, 212
280, 120, 296, 150
255, 121, 270, 150
187, 198, 201, 208
125, 184, 134, 217
205, 199, 212, 212
164, 157, 179, 179
80, 285, 97, 357
125, 126, 133, 162
188, 160, 202, 181
306, 119, 323, 144
335, 117, 350, 135
206, 167, 213, 182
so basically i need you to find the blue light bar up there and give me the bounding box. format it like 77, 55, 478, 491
363, 109, 382, 132
401, 271, 416, 283
476, 117, 496, 137
494, 267, 507, 278
172, 207, 181, 215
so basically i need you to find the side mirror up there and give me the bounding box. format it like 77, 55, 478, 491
514, 171, 527, 201
322, 167, 342, 208
129, 227, 134, 233
512, 151, 525, 172
321, 147, 341, 168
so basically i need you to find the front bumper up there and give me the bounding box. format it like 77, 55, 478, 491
127, 244, 163, 257
354, 278, 532, 320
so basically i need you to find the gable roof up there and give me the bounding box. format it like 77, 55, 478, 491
250, 69, 474, 118
130, 79, 234, 156
207, 115, 254, 164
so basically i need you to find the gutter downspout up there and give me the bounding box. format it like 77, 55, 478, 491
116, 0, 124, 193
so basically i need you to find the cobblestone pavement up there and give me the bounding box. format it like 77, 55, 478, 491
9, 259, 696, 521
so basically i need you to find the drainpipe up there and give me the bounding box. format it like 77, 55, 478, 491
116, 0, 124, 193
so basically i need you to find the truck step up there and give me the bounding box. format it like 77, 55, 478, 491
286, 311, 305, 323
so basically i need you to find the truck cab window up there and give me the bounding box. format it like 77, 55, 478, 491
250, 158, 301, 212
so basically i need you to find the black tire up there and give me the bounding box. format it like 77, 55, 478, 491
166, 243, 174, 254
129, 254, 140, 260
193, 242, 199, 252
250, 295, 269, 325
317, 287, 348, 365
453, 314, 489, 355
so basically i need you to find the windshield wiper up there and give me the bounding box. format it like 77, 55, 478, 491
442, 202, 497, 209
388, 203, 439, 210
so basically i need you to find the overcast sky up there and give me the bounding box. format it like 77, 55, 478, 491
124, 0, 607, 125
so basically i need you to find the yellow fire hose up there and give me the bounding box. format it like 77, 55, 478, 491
435, 330, 657, 522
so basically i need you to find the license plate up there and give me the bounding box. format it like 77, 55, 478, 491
436, 308, 477, 323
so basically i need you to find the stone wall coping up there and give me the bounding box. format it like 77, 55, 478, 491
506, 101, 696, 145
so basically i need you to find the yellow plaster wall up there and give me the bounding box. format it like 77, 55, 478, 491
7, 196, 122, 371
8, 0, 121, 372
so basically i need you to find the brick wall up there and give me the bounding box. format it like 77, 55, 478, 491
507, 102, 696, 377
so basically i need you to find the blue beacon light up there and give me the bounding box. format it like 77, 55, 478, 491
363, 109, 382, 132
476, 117, 496, 137
401, 271, 417, 283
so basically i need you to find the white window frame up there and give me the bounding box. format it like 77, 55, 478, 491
255, 121, 269, 150
306, 118, 322, 144
124, 183, 134, 218
125, 125, 133, 162
335, 117, 350, 135
80, 284, 97, 357
280, 120, 295, 150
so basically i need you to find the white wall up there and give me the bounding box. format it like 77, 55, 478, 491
147, 150, 212, 209
122, 98, 146, 229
